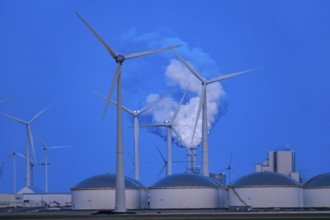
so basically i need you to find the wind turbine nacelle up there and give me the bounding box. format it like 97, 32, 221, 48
115, 55, 125, 63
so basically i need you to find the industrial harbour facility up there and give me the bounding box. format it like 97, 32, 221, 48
1, 149, 330, 212
1, 2, 330, 219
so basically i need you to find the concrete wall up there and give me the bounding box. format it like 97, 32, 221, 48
72, 189, 143, 210
304, 188, 330, 208
229, 187, 303, 208
149, 187, 226, 209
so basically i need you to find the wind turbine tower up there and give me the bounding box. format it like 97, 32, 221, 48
171, 49, 253, 176
76, 12, 181, 212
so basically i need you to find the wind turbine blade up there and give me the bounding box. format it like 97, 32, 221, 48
0, 112, 27, 124
1, 153, 14, 163
127, 151, 134, 167
75, 12, 118, 59
110, 100, 134, 115
94, 91, 134, 115
171, 85, 189, 123
16, 152, 26, 159
124, 44, 182, 59
102, 63, 122, 120
170, 48, 205, 82
191, 84, 206, 143
140, 123, 166, 128
157, 164, 166, 179
207, 68, 257, 85
155, 145, 166, 163
30, 104, 52, 124
138, 89, 178, 115
228, 151, 233, 168
172, 127, 183, 145
35, 131, 47, 150
48, 146, 72, 150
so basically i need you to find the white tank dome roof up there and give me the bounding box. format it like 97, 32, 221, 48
305, 173, 330, 188
71, 173, 144, 189
232, 172, 300, 187
151, 173, 222, 188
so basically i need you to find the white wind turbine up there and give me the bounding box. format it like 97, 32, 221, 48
154, 145, 185, 179
96, 90, 176, 181
0, 105, 51, 187
76, 12, 181, 212
0, 147, 25, 193
171, 49, 254, 176
141, 89, 188, 176
37, 135, 71, 193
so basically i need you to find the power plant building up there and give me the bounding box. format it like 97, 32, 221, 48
256, 149, 300, 182
229, 172, 303, 209
71, 174, 147, 210
304, 173, 330, 208
148, 173, 227, 209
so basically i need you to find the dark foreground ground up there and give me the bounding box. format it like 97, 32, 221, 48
2, 208, 330, 220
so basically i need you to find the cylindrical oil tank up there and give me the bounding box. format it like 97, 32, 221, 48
71, 174, 147, 210
149, 173, 227, 209
229, 172, 303, 209
304, 173, 330, 208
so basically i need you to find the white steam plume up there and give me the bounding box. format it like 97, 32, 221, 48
146, 59, 225, 148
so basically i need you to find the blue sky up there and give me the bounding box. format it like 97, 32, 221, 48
1, 0, 330, 193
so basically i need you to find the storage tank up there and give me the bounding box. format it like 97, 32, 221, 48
149, 173, 227, 209
304, 172, 330, 208
229, 172, 303, 209
71, 174, 147, 210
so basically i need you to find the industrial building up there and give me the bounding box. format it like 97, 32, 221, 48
71, 174, 147, 210
0, 193, 71, 208
304, 173, 330, 208
229, 172, 303, 209
148, 173, 227, 209
255, 149, 300, 182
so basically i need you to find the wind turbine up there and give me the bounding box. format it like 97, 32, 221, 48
0, 148, 25, 193
37, 135, 71, 193
219, 152, 240, 185
154, 145, 185, 179
76, 12, 181, 212
96, 90, 176, 181
155, 145, 168, 179
0, 105, 51, 187
171, 49, 254, 176
140, 89, 188, 176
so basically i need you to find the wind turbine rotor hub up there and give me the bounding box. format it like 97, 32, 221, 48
115, 55, 125, 64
